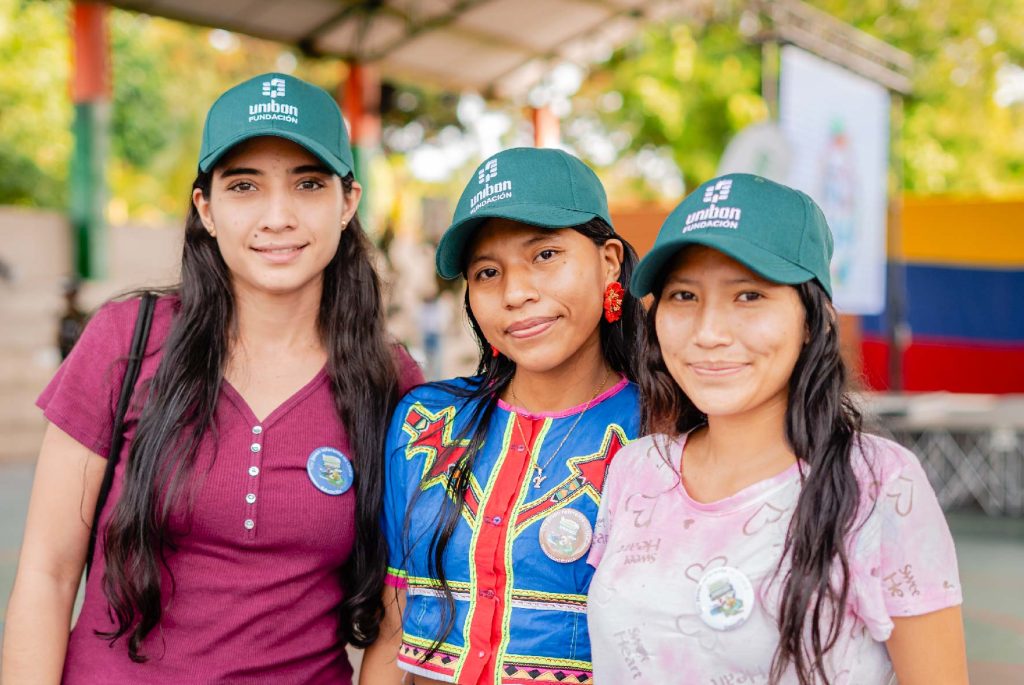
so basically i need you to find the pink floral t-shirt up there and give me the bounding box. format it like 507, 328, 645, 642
586, 432, 962, 684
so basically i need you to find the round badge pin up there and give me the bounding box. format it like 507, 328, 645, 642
539, 508, 593, 563
695, 566, 755, 631
306, 447, 354, 496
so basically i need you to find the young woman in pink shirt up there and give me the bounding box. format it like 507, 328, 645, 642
2, 73, 421, 684
587, 174, 968, 684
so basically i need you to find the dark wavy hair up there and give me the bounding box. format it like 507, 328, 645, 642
641, 272, 864, 685
98, 170, 402, 661
398, 218, 645, 660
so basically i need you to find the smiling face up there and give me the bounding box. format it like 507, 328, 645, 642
193, 136, 361, 299
654, 246, 806, 423
465, 219, 623, 376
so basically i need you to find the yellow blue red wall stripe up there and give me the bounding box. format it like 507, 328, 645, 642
861, 196, 1024, 393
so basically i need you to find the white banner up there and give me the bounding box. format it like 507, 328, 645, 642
779, 45, 891, 315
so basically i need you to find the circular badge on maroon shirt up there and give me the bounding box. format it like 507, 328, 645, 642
306, 447, 354, 495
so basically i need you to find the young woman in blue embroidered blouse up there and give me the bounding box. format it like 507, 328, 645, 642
360, 147, 645, 685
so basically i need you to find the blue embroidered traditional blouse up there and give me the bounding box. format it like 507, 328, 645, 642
382, 376, 640, 685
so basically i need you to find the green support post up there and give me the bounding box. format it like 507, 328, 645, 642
69, 100, 109, 279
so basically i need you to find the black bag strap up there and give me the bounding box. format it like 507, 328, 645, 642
86, 292, 157, 577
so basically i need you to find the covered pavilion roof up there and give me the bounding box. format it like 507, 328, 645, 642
100, 0, 698, 98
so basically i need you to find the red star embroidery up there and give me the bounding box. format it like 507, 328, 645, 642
402, 404, 481, 518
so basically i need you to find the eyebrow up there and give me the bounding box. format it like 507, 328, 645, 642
664, 276, 763, 286
524, 233, 557, 246
217, 164, 333, 178
292, 164, 333, 175
467, 232, 562, 267
219, 167, 261, 178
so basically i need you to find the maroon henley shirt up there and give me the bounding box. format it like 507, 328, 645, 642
37, 295, 422, 684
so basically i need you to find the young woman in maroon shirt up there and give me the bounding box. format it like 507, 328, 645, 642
2, 73, 422, 684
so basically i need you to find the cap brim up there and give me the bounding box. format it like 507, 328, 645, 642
631, 232, 817, 297
435, 203, 600, 279
199, 129, 353, 178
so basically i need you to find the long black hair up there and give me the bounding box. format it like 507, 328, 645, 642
401, 218, 646, 659
641, 277, 864, 685
98, 170, 402, 661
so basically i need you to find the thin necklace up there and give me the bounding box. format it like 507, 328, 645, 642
510, 369, 611, 489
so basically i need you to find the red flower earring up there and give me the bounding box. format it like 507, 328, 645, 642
603, 282, 624, 323
490, 344, 500, 358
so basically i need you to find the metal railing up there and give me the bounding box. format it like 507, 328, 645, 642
865, 394, 1024, 516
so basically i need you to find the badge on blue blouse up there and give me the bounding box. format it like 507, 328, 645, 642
695, 566, 755, 631
306, 447, 354, 495
539, 508, 593, 563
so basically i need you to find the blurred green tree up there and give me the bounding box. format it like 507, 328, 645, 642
571, 0, 1024, 198
571, 20, 768, 198
0, 0, 71, 207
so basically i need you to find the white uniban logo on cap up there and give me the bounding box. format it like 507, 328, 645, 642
703, 179, 732, 204
249, 77, 299, 125
262, 78, 286, 99
478, 159, 498, 184
684, 179, 741, 233
470, 157, 512, 214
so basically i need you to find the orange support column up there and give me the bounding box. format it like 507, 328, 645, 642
340, 63, 380, 232
531, 105, 560, 147
71, 3, 111, 102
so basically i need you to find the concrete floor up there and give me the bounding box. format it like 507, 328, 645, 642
1, 462, 1022, 682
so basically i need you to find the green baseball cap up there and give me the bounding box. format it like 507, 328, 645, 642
435, 147, 612, 279
631, 173, 834, 298
198, 72, 354, 177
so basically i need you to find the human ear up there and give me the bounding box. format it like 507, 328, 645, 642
601, 238, 624, 284
341, 179, 363, 228
193, 188, 217, 237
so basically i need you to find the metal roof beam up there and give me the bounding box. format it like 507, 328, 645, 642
298, 1, 448, 58
752, 0, 914, 94
478, 0, 703, 98
480, 8, 636, 97
362, 0, 498, 62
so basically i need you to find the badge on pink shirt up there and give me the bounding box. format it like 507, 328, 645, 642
696, 566, 755, 630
